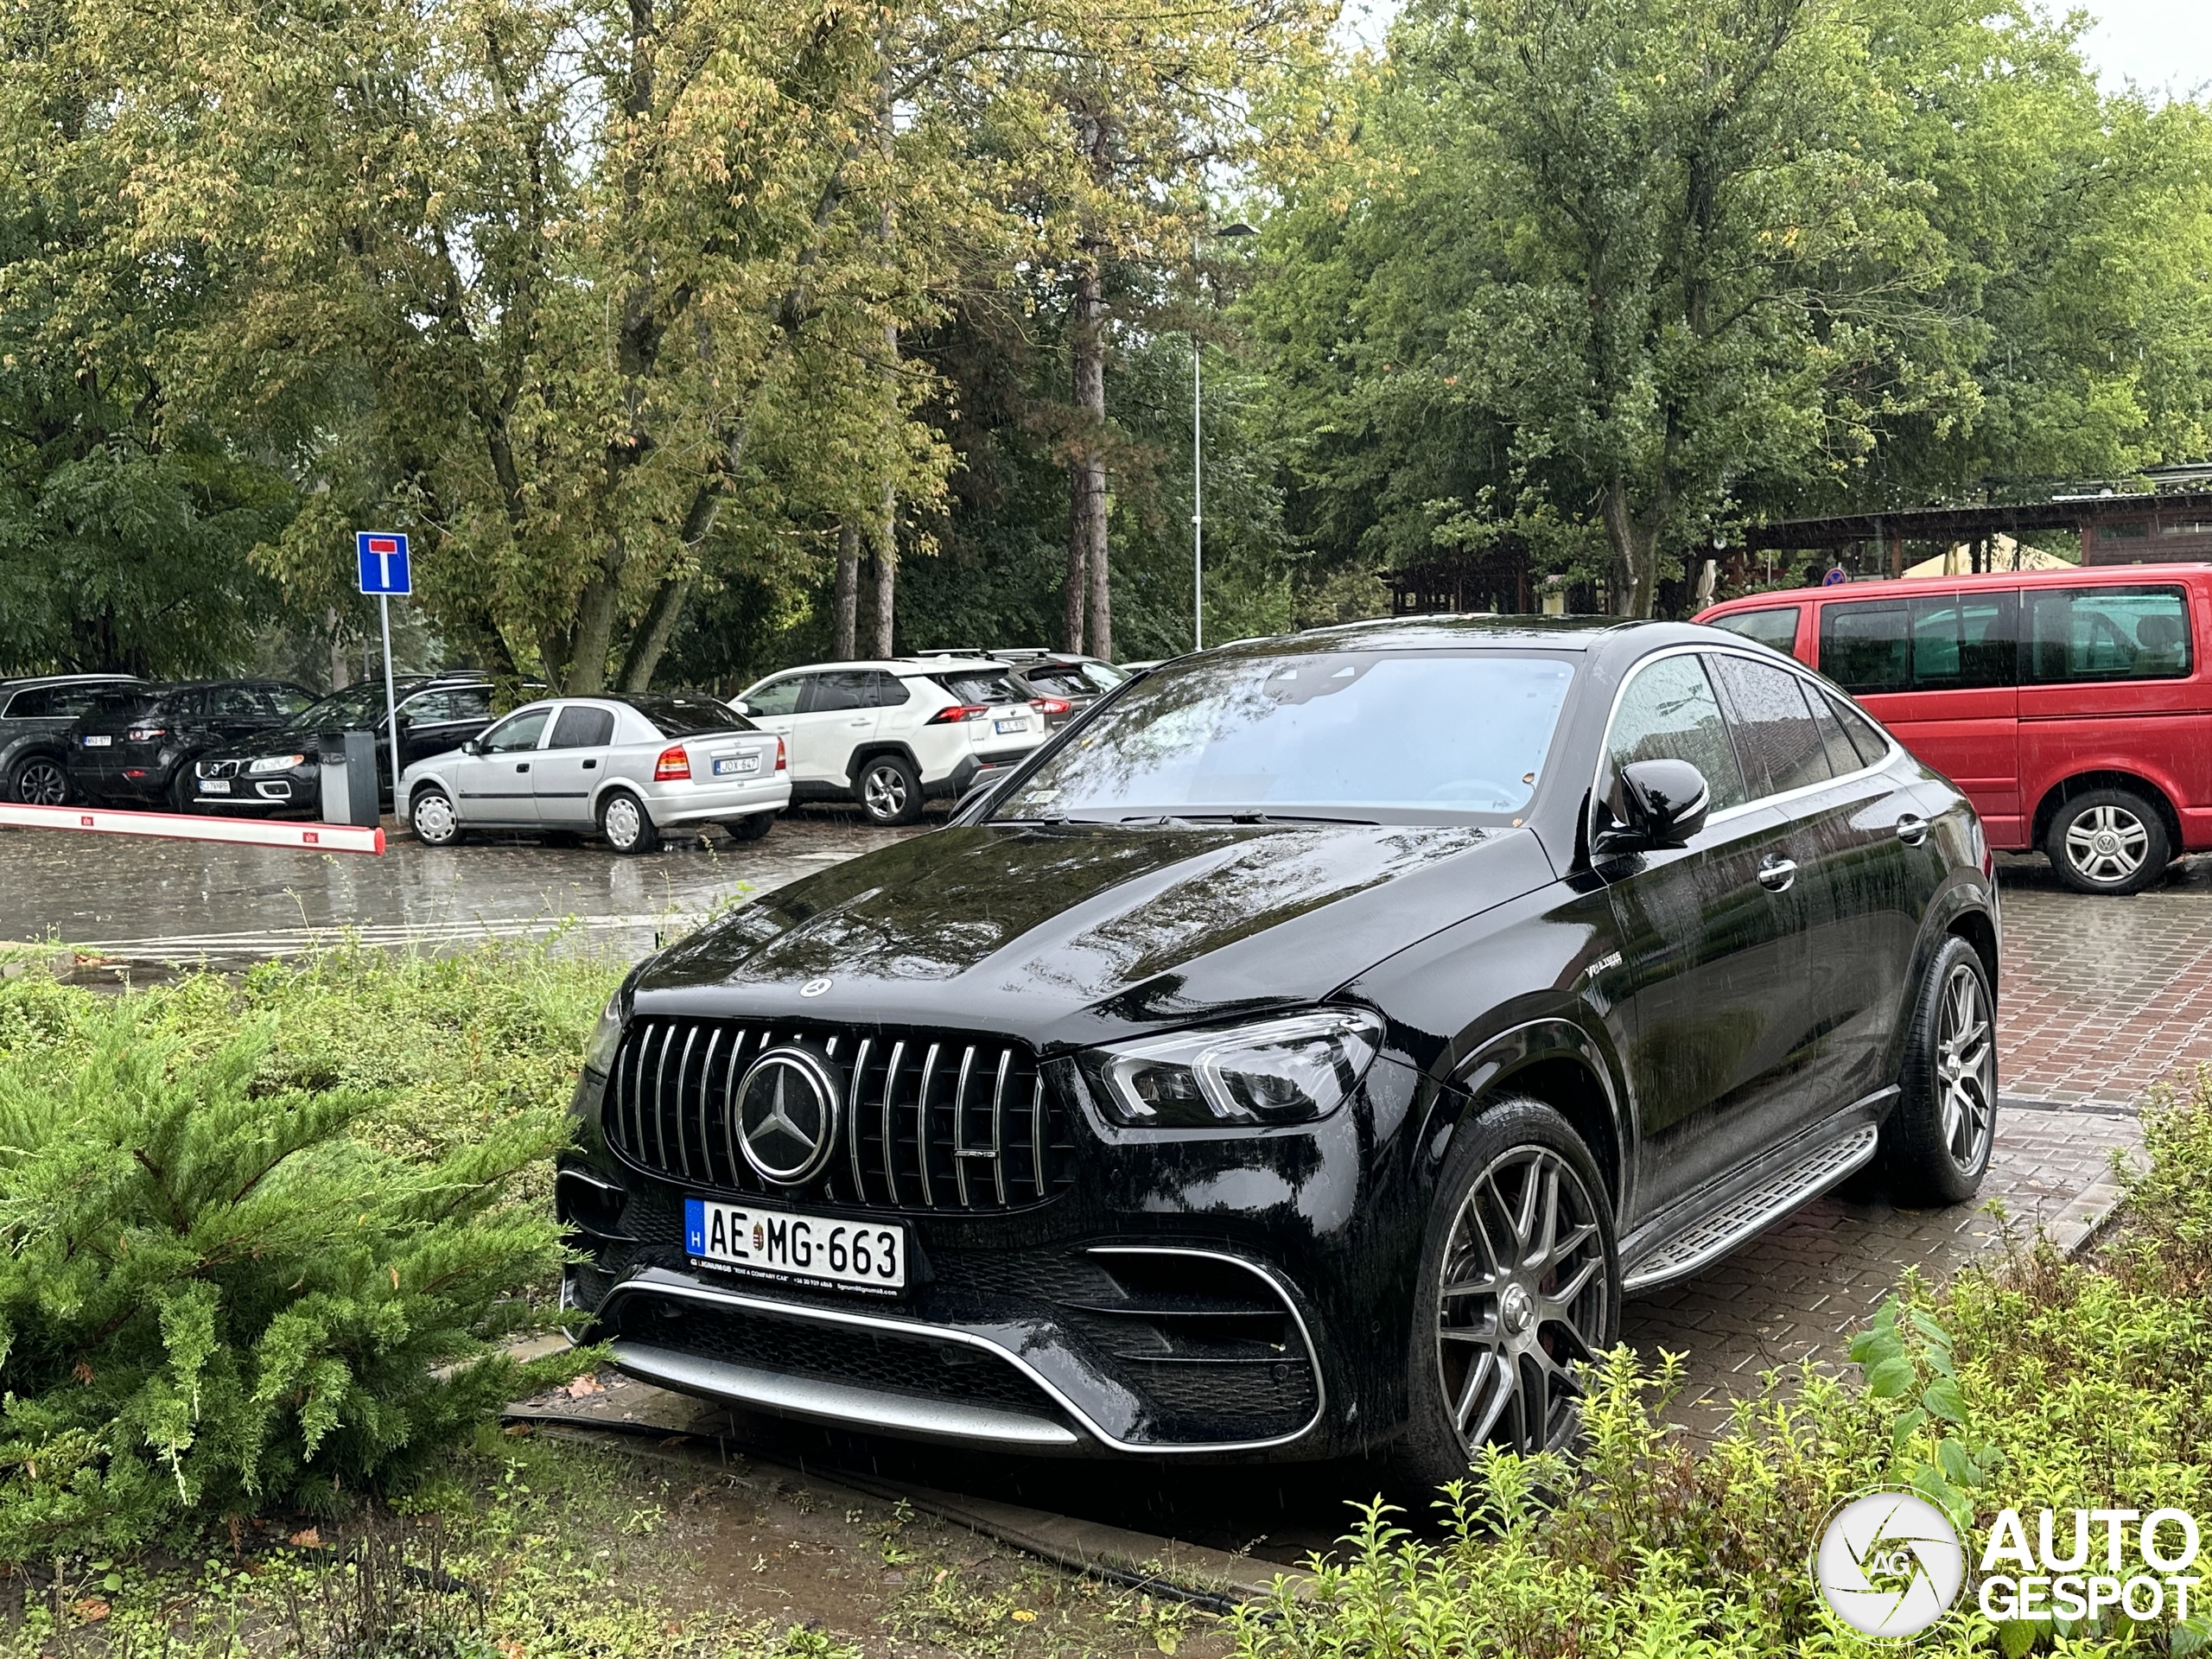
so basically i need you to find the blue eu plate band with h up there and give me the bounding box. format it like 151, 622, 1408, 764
356, 531, 412, 807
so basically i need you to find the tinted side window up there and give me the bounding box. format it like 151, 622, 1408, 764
1821, 602, 1910, 695
870, 672, 911, 707
1824, 692, 1891, 766
3, 688, 56, 719
1909, 593, 2017, 690
2024, 586, 2192, 683
1605, 653, 1747, 811
1709, 653, 1833, 798
1805, 689, 1866, 776
741, 677, 803, 717
550, 705, 616, 748
1708, 606, 1802, 656
807, 671, 876, 712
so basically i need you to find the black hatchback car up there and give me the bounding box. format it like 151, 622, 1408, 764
559, 618, 1999, 1484
190, 676, 499, 816
67, 681, 316, 810
1, 675, 143, 804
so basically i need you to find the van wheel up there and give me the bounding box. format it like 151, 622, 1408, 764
1393, 1097, 1618, 1495
1881, 936, 1997, 1205
2046, 787, 2168, 894
857, 755, 922, 826
600, 790, 661, 855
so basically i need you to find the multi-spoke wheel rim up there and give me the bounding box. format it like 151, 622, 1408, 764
15, 760, 66, 805
2063, 804, 2148, 883
1435, 1144, 1611, 1457
604, 798, 642, 848
1936, 963, 1994, 1173
864, 767, 908, 820
413, 792, 456, 842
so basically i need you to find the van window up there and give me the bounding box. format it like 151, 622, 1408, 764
1820, 594, 2018, 693
1707, 606, 1802, 655
2024, 586, 2191, 683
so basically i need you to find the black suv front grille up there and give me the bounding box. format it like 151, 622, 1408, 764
602, 1017, 1077, 1213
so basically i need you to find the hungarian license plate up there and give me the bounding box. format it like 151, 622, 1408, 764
82, 734, 111, 747
198, 778, 231, 794
683, 1198, 906, 1292
712, 754, 759, 776
994, 717, 1024, 734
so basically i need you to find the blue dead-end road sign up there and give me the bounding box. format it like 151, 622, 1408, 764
357, 531, 412, 595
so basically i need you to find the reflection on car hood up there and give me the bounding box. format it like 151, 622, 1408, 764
634, 820, 1557, 1046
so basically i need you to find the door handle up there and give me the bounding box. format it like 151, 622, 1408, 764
516, 763, 530, 773
1758, 855, 1797, 893
1896, 814, 1929, 846
849, 718, 870, 728
582, 759, 597, 770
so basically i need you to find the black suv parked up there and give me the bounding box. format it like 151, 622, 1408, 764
560, 618, 1999, 1484
67, 681, 316, 810
1, 675, 143, 804
191, 676, 499, 816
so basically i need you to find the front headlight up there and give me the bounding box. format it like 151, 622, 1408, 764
249, 753, 307, 774
583, 992, 626, 1075
1079, 1008, 1385, 1128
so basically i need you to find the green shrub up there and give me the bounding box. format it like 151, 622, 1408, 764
0, 1004, 584, 1558
1234, 1076, 2212, 1657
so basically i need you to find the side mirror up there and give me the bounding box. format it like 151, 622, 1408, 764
460, 738, 482, 757
1596, 759, 1711, 854
728, 700, 751, 717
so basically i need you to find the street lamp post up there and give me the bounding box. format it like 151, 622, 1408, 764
1192, 223, 1257, 653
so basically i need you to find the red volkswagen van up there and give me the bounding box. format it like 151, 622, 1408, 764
1697, 563, 2212, 893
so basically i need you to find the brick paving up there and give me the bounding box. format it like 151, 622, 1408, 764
1626, 853, 2207, 1434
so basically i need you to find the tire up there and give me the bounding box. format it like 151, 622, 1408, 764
856, 754, 923, 825
8, 753, 69, 806
726, 811, 775, 843
168, 766, 198, 813
2044, 786, 2170, 895
599, 790, 662, 855
1880, 935, 1997, 1206
1393, 1096, 1619, 1495
410, 786, 463, 847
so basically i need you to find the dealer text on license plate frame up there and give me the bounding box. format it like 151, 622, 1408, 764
683, 1198, 906, 1292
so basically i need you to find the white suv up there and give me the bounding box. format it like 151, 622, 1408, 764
730, 658, 1047, 824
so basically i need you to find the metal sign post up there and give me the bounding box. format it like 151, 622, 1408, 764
355, 531, 412, 804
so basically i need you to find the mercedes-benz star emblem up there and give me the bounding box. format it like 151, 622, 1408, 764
799, 977, 833, 998
735, 1046, 841, 1185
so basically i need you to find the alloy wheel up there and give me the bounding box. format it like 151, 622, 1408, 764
1434, 1144, 1611, 1456
1935, 963, 1995, 1173
863, 765, 910, 822
2063, 804, 2148, 884
13, 759, 67, 805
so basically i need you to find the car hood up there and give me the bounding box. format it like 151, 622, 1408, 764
632, 819, 1558, 1047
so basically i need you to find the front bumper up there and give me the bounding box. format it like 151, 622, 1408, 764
559, 1046, 1430, 1459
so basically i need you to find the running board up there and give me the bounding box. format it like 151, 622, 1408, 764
1623, 1124, 1881, 1294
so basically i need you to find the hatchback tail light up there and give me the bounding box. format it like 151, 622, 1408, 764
927, 704, 993, 724
774, 737, 787, 772
1031, 697, 1071, 716
127, 726, 167, 743
653, 745, 691, 781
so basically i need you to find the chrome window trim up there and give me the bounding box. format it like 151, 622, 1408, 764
599, 1251, 1325, 1455
1591, 641, 1900, 842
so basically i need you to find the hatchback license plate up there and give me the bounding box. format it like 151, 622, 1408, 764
683, 1198, 905, 1292
713, 755, 759, 776
994, 717, 1023, 734
199, 779, 231, 794
82, 734, 111, 747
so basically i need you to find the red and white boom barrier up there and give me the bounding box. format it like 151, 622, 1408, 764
0, 802, 385, 855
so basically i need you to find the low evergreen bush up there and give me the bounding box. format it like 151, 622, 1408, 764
0, 1004, 582, 1557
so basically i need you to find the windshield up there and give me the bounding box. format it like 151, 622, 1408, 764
631, 694, 755, 737
992, 651, 1575, 823
286, 683, 401, 734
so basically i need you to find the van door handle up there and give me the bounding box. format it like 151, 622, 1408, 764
1758, 855, 1797, 893
1896, 815, 1929, 846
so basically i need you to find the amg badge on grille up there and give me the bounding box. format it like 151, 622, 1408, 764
735, 1046, 842, 1185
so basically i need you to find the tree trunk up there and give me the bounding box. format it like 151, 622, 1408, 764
563, 545, 626, 693
835, 520, 861, 658
619, 574, 695, 690
872, 478, 897, 658
1598, 480, 1663, 620
1068, 257, 1107, 658
326, 609, 348, 691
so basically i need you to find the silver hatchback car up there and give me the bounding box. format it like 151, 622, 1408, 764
401, 693, 790, 853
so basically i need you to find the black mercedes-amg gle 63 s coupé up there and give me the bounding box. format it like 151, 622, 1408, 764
558, 616, 1999, 1487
